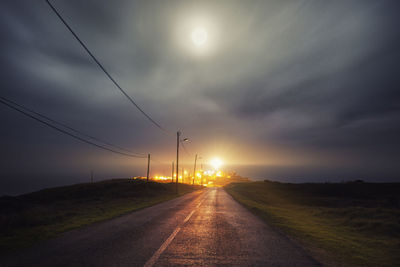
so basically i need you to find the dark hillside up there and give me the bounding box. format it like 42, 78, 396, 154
0, 179, 199, 253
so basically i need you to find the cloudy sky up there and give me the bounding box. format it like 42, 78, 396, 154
1, 0, 400, 194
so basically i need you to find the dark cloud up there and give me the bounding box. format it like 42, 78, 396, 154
1, 0, 400, 195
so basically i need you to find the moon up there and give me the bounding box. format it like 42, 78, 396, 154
191, 27, 208, 46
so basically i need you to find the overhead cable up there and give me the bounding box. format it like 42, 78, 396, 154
0, 97, 146, 158
0, 96, 144, 156
45, 0, 172, 136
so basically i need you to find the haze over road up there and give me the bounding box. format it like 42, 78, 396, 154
1, 188, 320, 266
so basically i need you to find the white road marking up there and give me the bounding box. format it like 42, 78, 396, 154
183, 209, 196, 223
143, 227, 181, 267
143, 193, 207, 267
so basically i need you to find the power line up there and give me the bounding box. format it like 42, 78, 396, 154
0, 97, 146, 158
0, 96, 144, 157
150, 157, 164, 164
45, 0, 172, 136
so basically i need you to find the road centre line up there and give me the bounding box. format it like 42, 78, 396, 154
184, 209, 196, 223
143, 193, 207, 267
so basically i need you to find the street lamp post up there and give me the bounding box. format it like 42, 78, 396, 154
171, 161, 174, 183
192, 154, 197, 185
176, 131, 189, 194
176, 132, 180, 194
146, 153, 150, 183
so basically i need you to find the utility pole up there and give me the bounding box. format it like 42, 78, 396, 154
193, 154, 198, 185
146, 153, 150, 183
90, 170, 94, 183
200, 163, 204, 186
171, 161, 174, 183
176, 131, 180, 194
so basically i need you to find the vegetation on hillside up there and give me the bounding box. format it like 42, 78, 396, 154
0, 179, 199, 253
225, 181, 400, 267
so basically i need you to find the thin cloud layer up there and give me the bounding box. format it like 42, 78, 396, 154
1, 0, 400, 194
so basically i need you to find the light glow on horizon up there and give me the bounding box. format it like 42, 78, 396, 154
210, 157, 223, 170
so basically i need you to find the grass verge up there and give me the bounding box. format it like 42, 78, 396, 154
0, 179, 199, 254
225, 181, 400, 267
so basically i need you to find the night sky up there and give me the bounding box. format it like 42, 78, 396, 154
1, 0, 400, 195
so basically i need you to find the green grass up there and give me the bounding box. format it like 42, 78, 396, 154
0, 179, 200, 254
225, 181, 400, 267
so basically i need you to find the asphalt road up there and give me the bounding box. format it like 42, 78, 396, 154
1, 188, 320, 266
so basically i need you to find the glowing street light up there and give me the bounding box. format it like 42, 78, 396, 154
210, 157, 223, 170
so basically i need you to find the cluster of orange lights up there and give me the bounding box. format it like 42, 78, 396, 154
149, 170, 231, 187
136, 157, 231, 187
153, 176, 170, 181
